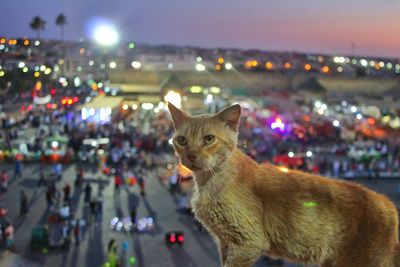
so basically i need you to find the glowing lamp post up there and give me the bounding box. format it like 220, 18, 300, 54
94, 24, 119, 82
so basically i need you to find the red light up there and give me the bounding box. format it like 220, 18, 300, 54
21, 105, 25, 111
27, 105, 32, 111
73, 96, 78, 103
50, 88, 56, 95
169, 236, 176, 243
178, 235, 184, 242
367, 118, 376, 125
46, 103, 52, 109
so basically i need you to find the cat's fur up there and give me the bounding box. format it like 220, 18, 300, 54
168, 102, 400, 267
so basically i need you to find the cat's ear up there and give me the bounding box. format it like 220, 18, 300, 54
216, 104, 241, 131
167, 102, 190, 128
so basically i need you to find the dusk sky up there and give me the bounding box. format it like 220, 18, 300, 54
1, 0, 400, 58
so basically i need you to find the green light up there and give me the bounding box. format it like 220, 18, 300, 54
129, 42, 135, 49
129, 256, 136, 265
42, 247, 49, 254
303, 201, 318, 208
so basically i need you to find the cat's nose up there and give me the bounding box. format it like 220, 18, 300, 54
187, 154, 197, 162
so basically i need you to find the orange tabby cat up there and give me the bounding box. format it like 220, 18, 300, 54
167, 102, 400, 267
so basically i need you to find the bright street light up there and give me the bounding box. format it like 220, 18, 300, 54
94, 25, 119, 46
195, 63, 206, 71
131, 61, 142, 69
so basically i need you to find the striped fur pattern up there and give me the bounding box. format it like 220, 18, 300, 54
168, 103, 400, 267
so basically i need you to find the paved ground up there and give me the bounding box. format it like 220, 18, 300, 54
1, 159, 400, 267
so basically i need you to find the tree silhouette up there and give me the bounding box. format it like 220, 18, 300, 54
55, 13, 67, 41
30, 16, 46, 40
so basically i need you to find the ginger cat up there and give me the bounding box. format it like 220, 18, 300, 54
168, 102, 400, 267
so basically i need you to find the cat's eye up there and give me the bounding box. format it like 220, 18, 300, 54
176, 136, 187, 146
203, 135, 215, 145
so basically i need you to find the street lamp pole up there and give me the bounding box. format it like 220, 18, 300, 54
94, 24, 119, 84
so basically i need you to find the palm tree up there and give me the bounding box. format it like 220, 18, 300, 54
30, 16, 46, 40
55, 13, 67, 41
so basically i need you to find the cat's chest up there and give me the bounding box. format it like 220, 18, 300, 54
191, 181, 244, 239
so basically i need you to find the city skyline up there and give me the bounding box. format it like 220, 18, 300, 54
1, 0, 400, 58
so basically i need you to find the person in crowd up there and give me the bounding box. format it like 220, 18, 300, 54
73, 218, 81, 245
46, 186, 54, 211
114, 172, 122, 195
63, 183, 71, 202
37, 163, 46, 187
4, 222, 15, 252
137, 169, 146, 196
20, 190, 29, 215
89, 198, 97, 224
169, 166, 179, 193
60, 202, 71, 220
54, 162, 62, 181
107, 239, 119, 267
14, 158, 22, 179
75, 166, 84, 188
84, 183, 92, 204
96, 194, 104, 226
1, 170, 9, 191
119, 241, 130, 267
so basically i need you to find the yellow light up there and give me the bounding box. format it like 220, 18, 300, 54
217, 57, 224, 64
265, 61, 273, 69
91, 83, 98, 91
67, 99, 73, 105
251, 60, 258, 67
304, 64, 312, 71
215, 64, 221, 71
79, 48, 85, 55
0, 71, 4, 77
59, 59, 64, 65
276, 118, 282, 123
0, 38, 5, 44
34, 71, 40, 77
245, 61, 252, 68
35, 81, 42, 91
210, 86, 221, 94
284, 62, 291, 69
321, 66, 330, 73
279, 166, 289, 173
382, 115, 391, 124
23, 40, 30, 46
190, 86, 202, 94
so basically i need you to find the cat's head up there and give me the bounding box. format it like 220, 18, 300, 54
167, 103, 241, 172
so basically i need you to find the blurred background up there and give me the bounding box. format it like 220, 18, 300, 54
0, 1, 400, 266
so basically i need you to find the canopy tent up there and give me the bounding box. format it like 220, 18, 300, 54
295, 77, 326, 93
80, 95, 123, 109
33, 95, 52, 105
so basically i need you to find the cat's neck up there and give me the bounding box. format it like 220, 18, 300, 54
192, 148, 242, 188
